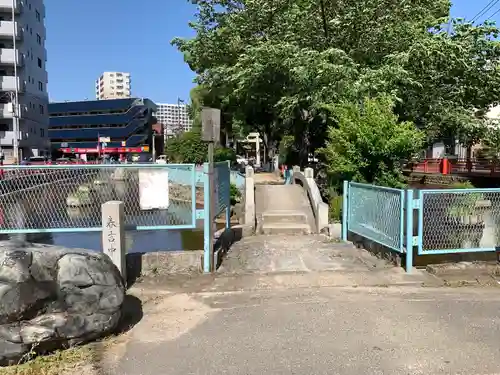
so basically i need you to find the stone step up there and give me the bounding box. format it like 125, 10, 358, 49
261, 210, 308, 224
261, 222, 311, 235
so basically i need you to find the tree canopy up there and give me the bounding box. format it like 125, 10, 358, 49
173, 0, 500, 187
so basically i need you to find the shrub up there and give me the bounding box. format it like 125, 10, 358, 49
319, 95, 424, 189
230, 183, 241, 205
329, 194, 343, 222
450, 180, 475, 189
215, 147, 237, 163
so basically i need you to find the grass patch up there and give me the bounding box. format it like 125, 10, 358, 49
0, 344, 96, 375
325, 237, 342, 243
329, 194, 343, 223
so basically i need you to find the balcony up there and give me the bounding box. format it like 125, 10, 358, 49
0, 48, 22, 65
0, 21, 22, 40
0, 0, 23, 13
0, 76, 24, 92
0, 103, 24, 119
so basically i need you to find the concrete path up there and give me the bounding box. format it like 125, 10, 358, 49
108, 284, 500, 375
253, 172, 283, 184
220, 235, 392, 274
255, 185, 316, 234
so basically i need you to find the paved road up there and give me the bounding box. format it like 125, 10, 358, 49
108, 281, 500, 375
103, 235, 500, 375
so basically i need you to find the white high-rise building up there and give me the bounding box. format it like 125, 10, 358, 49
155, 103, 192, 138
0, 0, 49, 161
95, 72, 131, 100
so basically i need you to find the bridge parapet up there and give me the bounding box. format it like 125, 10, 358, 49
291, 167, 329, 233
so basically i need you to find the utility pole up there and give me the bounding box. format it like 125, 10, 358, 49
11, 0, 19, 163
201, 107, 221, 272
177, 97, 184, 134
152, 128, 156, 162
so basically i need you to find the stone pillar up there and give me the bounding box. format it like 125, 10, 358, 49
304, 167, 314, 179
102, 201, 126, 281
292, 165, 301, 184
244, 166, 255, 229
255, 139, 261, 167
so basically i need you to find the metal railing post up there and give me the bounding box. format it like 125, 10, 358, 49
405, 189, 414, 273
225, 162, 231, 230
342, 180, 349, 241
203, 162, 211, 273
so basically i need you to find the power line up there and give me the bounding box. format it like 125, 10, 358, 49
471, 0, 500, 22
472, 0, 498, 22
485, 6, 500, 19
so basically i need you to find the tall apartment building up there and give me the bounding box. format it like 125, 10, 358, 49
155, 103, 192, 138
95, 72, 131, 100
0, 0, 49, 161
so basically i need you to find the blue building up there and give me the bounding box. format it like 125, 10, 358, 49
48, 98, 157, 157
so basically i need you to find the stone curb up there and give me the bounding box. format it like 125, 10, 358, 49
426, 261, 500, 276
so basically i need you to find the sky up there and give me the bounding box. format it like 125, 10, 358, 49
46, 0, 500, 105
45, 0, 197, 104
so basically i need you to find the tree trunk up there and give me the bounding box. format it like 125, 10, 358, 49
466, 145, 472, 173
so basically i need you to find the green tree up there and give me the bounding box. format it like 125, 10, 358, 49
165, 130, 207, 164
173, 0, 441, 159
480, 125, 500, 163
173, 0, 500, 185
165, 129, 237, 164
395, 19, 500, 148
320, 96, 424, 187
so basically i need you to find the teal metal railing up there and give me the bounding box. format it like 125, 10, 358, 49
342, 181, 500, 273
0, 162, 232, 273
346, 182, 405, 252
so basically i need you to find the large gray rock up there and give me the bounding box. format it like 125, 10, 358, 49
0, 241, 125, 365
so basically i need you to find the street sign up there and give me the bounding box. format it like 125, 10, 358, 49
201, 108, 221, 142
121, 141, 126, 147
99, 137, 110, 143
61, 142, 68, 148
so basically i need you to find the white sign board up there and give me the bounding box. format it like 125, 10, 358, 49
99, 137, 111, 143
139, 169, 169, 210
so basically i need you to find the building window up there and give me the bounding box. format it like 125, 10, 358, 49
40, 128, 45, 137
38, 81, 43, 91
36, 10, 40, 22
30, 28, 32, 35
36, 34, 41, 44
37, 58, 42, 68
39, 104, 44, 114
